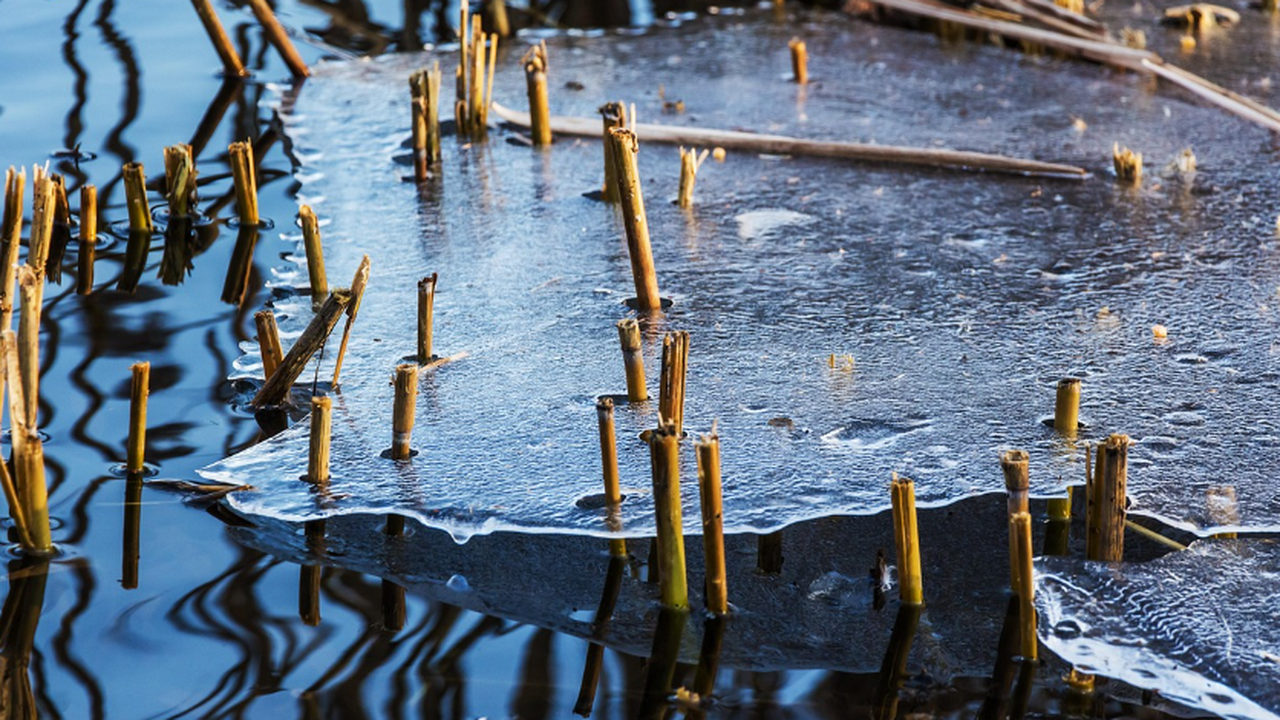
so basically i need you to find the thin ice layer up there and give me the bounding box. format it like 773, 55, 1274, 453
202, 10, 1280, 539
1036, 541, 1280, 720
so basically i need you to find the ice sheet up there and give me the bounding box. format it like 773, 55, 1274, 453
202, 8, 1280, 539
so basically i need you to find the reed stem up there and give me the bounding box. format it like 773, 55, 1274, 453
229, 141, 259, 227
789, 37, 809, 84
122, 162, 153, 234
1, 168, 25, 329
17, 268, 42, 432
164, 144, 197, 218
488, 0, 510, 37
1009, 511, 1037, 660
254, 310, 285, 380
615, 318, 647, 402
606, 128, 663, 311
418, 273, 437, 363
298, 205, 328, 302
677, 147, 710, 209
599, 102, 628, 202
126, 362, 150, 474
77, 185, 97, 295
189, 0, 248, 77
27, 172, 57, 276
1001, 449, 1030, 590
328, 255, 370, 387
523, 42, 551, 147
1112, 143, 1143, 184
307, 396, 332, 483
3, 329, 50, 554
47, 175, 70, 283
649, 423, 688, 609
392, 364, 418, 460
890, 473, 923, 605
696, 432, 728, 615
1086, 434, 1129, 561
596, 398, 627, 557
1054, 377, 1079, 435
252, 289, 353, 407
658, 331, 689, 435
246, 0, 310, 78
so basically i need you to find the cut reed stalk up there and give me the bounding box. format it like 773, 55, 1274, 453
246, 0, 310, 78
1054, 377, 1080, 435
649, 423, 688, 609
607, 128, 663, 311
696, 432, 728, 615
77, 184, 97, 295
677, 147, 710, 209
127, 362, 150, 474
418, 273, 437, 363
789, 38, 809, 84
615, 318, 647, 402
47, 175, 71, 283
1086, 434, 1129, 561
658, 331, 689, 435
1, 168, 25, 329
229, 141, 259, 227
307, 396, 333, 483
488, 0, 510, 37
456, 11, 497, 141
1009, 511, 1037, 660
1047, 487, 1072, 521
423, 64, 442, 165
252, 289, 353, 407
298, 205, 328, 302
411, 96, 430, 181
890, 473, 923, 605
3, 330, 50, 554
189, 0, 248, 77
599, 102, 628, 202
596, 398, 627, 557
1112, 144, 1143, 184
1001, 449, 1030, 590
392, 364, 418, 460
523, 42, 551, 147
17, 268, 42, 432
27, 172, 56, 277
328, 254, 370, 387
122, 162, 153, 234
254, 310, 285, 379
164, 144, 198, 217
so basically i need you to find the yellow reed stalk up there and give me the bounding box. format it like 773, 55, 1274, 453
392, 364, 418, 460
1112, 143, 1142, 184
1009, 511, 1037, 660
251, 289, 352, 407
789, 38, 808, 84
254, 310, 284, 379
122, 162, 153, 234
189, 0, 248, 77
3, 329, 50, 554
164, 144, 197, 217
607, 128, 662, 312
16, 268, 42, 432
468, 16, 485, 140
1087, 434, 1129, 561
483, 33, 498, 130
416, 273, 438, 363
298, 205, 328, 301
890, 473, 923, 605
77, 184, 97, 295
523, 42, 551, 147
127, 362, 150, 474
456, 3, 469, 132
1047, 487, 1072, 520
599, 102, 628, 202
229, 141, 259, 227
1001, 449, 1030, 590
677, 147, 710, 209
307, 396, 333, 483
697, 432, 728, 615
488, 0, 510, 37
424, 63, 442, 164
411, 95, 429, 181
246, 0, 310, 78
27, 172, 56, 276
650, 423, 688, 609
1, 168, 25, 329
328, 255, 370, 388
658, 331, 689, 435
615, 318, 647, 402
1054, 0, 1085, 12
596, 397, 627, 558
1054, 377, 1080, 435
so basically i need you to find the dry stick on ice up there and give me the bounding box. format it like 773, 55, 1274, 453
229, 140, 259, 227
697, 431, 728, 615
122, 162, 153, 234
245, 0, 310, 78
599, 102, 628, 202
307, 396, 332, 483
255, 311, 285, 379
329, 254, 370, 387
523, 41, 551, 147
1000, 449, 1029, 590
1009, 511, 1038, 660
596, 398, 627, 558
615, 318, 647, 402
127, 361, 150, 475
189, 0, 248, 77
890, 473, 923, 605
677, 147, 710, 209
3, 329, 51, 554
391, 364, 419, 460
1, 168, 26, 329
298, 205, 328, 302
789, 37, 808, 85
252, 289, 353, 407
1087, 434, 1129, 561
418, 273, 438, 363
77, 184, 97, 295
606, 128, 663, 312
649, 422, 688, 609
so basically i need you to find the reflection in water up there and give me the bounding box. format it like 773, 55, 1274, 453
0, 558, 49, 720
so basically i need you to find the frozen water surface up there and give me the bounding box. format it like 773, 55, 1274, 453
202, 9, 1280, 539
1036, 541, 1280, 720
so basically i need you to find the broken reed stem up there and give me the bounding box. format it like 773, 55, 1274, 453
649, 423, 688, 609
17, 268, 42, 432
0, 454, 32, 551
190, 0, 248, 77
599, 102, 628, 202
677, 148, 709, 209
2, 168, 25, 329
1112, 143, 1143, 184
523, 41, 551, 147
27, 173, 56, 278
1054, 377, 1080, 435
77, 185, 97, 295
1009, 511, 1038, 660
606, 128, 663, 312
252, 289, 353, 407
1047, 486, 1072, 520
890, 473, 923, 605
164, 144, 197, 217
254, 310, 285, 379
298, 205, 328, 302
1087, 434, 1129, 561
658, 331, 689, 436
328, 255, 370, 387
122, 162, 153, 234
615, 318, 647, 402
307, 396, 333, 483
456, 11, 497, 141
3, 329, 51, 554
1000, 449, 1030, 591
127, 362, 150, 474
246, 0, 310, 78
229, 141, 259, 227
392, 364, 418, 460
597, 398, 627, 558
417, 273, 437, 363
48, 175, 70, 283
409, 64, 443, 179
697, 432, 728, 615
789, 38, 808, 84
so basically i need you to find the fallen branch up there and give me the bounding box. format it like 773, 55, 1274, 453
491, 103, 1087, 179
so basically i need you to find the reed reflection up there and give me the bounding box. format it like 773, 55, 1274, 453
0, 557, 50, 720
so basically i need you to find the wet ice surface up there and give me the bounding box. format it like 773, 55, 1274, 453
1036, 540, 1280, 720
202, 8, 1280, 539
